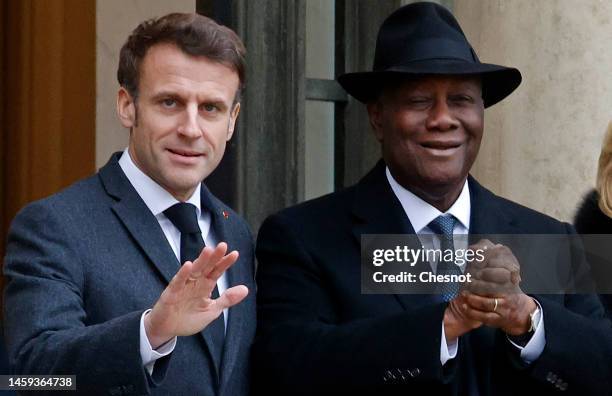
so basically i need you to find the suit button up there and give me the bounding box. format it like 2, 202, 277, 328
385, 369, 396, 381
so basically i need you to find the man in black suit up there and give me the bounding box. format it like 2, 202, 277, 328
253, 3, 612, 395
3, 14, 255, 395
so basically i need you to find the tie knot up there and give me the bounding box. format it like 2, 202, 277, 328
164, 203, 201, 234
428, 215, 457, 236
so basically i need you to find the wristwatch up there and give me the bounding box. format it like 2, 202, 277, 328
529, 304, 542, 333
508, 301, 541, 346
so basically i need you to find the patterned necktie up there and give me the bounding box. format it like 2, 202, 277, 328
164, 202, 225, 366
428, 215, 462, 301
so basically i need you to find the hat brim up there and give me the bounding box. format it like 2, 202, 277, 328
337, 59, 522, 108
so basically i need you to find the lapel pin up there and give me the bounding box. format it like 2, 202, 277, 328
222, 210, 230, 219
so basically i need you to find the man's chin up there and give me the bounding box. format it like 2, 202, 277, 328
159, 172, 208, 200
420, 172, 468, 190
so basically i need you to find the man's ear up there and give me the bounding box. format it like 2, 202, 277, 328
227, 102, 241, 141
117, 87, 136, 128
367, 101, 385, 142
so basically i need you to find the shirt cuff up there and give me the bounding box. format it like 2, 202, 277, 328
507, 299, 546, 364
440, 321, 458, 365
140, 309, 177, 375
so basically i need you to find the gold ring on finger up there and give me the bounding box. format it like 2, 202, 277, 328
493, 298, 499, 312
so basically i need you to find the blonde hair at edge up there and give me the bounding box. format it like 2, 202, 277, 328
597, 121, 612, 218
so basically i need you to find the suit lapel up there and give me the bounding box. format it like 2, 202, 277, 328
351, 161, 436, 311
467, 177, 556, 294
100, 154, 228, 387
200, 186, 249, 389
99, 154, 180, 285
219, 261, 248, 391
468, 176, 517, 235
350, 161, 416, 240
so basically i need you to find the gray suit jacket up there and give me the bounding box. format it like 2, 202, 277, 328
2, 153, 256, 395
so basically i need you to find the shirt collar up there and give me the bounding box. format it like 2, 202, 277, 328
385, 166, 471, 233
118, 148, 201, 217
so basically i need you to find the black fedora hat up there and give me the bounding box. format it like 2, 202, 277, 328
337, 2, 521, 108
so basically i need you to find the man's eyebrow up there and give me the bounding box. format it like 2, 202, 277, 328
150, 90, 183, 100
198, 97, 232, 111
200, 96, 227, 104
150, 91, 230, 107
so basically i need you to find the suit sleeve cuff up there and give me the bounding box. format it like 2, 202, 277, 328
139, 309, 177, 375
440, 321, 458, 365
507, 299, 546, 364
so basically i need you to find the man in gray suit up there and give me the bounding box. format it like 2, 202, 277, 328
3, 13, 255, 395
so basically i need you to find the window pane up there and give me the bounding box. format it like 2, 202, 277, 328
305, 0, 335, 199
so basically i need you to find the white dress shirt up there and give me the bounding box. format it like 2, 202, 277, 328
118, 149, 229, 374
385, 167, 545, 366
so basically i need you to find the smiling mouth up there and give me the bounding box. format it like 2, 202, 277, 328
420, 141, 462, 150
419, 142, 462, 156
167, 148, 203, 157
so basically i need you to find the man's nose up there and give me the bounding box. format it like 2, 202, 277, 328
426, 100, 458, 131
178, 104, 201, 138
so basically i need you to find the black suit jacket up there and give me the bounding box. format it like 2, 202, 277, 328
253, 161, 612, 396
3, 153, 256, 395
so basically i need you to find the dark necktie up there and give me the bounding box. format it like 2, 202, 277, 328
428, 215, 462, 301
163, 202, 225, 366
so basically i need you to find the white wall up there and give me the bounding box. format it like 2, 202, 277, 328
454, 0, 612, 221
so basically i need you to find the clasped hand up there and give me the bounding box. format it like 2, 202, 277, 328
445, 240, 536, 341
